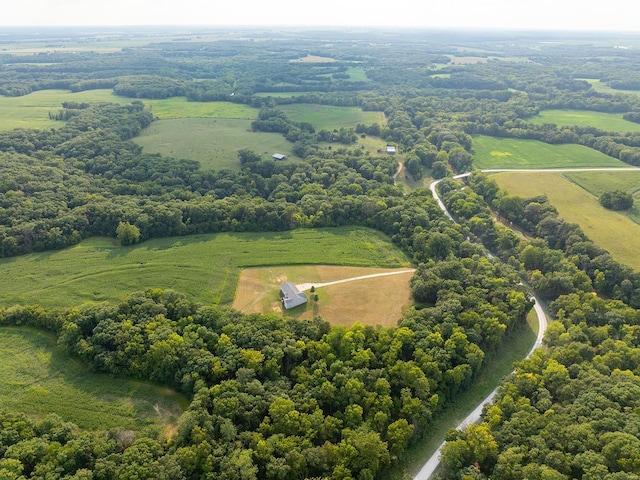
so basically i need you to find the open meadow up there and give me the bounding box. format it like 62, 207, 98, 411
492, 171, 640, 271
526, 109, 640, 133
579, 78, 640, 97
133, 118, 296, 170
0, 327, 187, 432
563, 170, 640, 225
0, 89, 130, 131
472, 135, 630, 169
233, 265, 414, 327
0, 227, 410, 309
276, 104, 385, 130
0, 89, 259, 130
0, 89, 388, 170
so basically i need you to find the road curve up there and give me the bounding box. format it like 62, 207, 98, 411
415, 172, 554, 480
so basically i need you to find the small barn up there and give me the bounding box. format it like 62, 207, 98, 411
272, 153, 287, 160
280, 282, 307, 309
386, 145, 396, 155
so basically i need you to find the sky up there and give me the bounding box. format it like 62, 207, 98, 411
3, 0, 640, 32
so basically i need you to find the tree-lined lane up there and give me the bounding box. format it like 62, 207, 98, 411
414, 171, 561, 480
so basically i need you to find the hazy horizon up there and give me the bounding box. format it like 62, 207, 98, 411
4, 0, 640, 33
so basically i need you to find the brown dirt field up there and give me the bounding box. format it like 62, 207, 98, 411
232, 265, 414, 327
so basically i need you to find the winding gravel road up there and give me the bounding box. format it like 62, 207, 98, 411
413, 168, 627, 479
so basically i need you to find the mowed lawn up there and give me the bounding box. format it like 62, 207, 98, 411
472, 135, 630, 169
276, 104, 385, 130
526, 109, 640, 133
0, 327, 187, 432
233, 265, 414, 327
0, 227, 410, 309
492, 171, 640, 271
133, 118, 296, 170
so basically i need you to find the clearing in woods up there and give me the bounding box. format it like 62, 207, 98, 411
233, 265, 415, 327
0, 327, 187, 433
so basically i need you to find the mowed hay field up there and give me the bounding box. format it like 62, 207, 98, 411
526, 109, 640, 133
134, 118, 296, 171
0, 227, 410, 309
472, 135, 629, 169
233, 265, 414, 327
492, 171, 640, 271
0, 327, 187, 432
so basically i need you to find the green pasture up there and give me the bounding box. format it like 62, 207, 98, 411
345, 67, 369, 82
563, 170, 640, 225
526, 109, 640, 133
141, 98, 257, 120
0, 227, 410, 309
471, 135, 630, 169
134, 118, 295, 170
0, 89, 130, 131
493, 171, 640, 271
276, 104, 385, 130
0, 327, 187, 430
253, 92, 306, 98
579, 78, 640, 97
0, 89, 257, 131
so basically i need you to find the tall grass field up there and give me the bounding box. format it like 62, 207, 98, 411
0, 327, 187, 431
526, 109, 640, 133
472, 135, 630, 169
492, 171, 640, 271
0, 227, 410, 309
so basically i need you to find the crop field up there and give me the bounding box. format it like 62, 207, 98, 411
492, 171, 640, 271
471, 135, 630, 169
0, 227, 410, 309
233, 265, 414, 327
134, 118, 295, 170
526, 109, 640, 133
0, 327, 187, 431
276, 104, 385, 130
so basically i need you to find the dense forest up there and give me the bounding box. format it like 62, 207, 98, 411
1, 27, 640, 479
